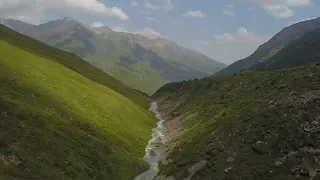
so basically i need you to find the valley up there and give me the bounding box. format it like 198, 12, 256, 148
0, 3, 320, 180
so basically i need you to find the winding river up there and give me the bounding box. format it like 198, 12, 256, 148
135, 102, 166, 180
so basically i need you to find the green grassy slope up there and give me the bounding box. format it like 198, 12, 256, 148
0, 26, 155, 179
0, 25, 149, 108
87, 53, 169, 95
153, 63, 320, 179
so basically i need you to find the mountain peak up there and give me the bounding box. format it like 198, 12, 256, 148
89, 25, 113, 34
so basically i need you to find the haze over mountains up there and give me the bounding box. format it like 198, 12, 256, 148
0, 17, 226, 95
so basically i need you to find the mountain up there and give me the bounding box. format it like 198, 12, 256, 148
252, 28, 320, 71
0, 24, 154, 179
0, 18, 35, 33
127, 36, 226, 75
152, 62, 320, 179
215, 17, 320, 76
88, 25, 226, 75
1, 17, 226, 95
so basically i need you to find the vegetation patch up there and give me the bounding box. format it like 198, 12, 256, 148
153, 64, 320, 179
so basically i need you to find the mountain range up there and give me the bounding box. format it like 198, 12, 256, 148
252, 28, 320, 71
215, 17, 320, 76
0, 17, 226, 95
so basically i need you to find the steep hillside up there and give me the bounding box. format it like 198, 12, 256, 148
1, 18, 225, 95
0, 23, 149, 108
252, 28, 320, 71
0, 25, 154, 179
152, 63, 320, 179
216, 17, 320, 76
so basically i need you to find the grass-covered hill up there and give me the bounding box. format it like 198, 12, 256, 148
0, 25, 155, 180
0, 24, 149, 109
1, 18, 226, 95
152, 63, 320, 179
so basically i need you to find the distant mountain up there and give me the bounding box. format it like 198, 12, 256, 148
128, 36, 226, 74
215, 17, 320, 76
252, 28, 320, 71
1, 17, 226, 94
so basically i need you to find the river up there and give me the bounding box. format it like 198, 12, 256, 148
135, 102, 166, 180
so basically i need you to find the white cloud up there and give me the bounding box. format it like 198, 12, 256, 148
249, 0, 312, 19
263, 4, 293, 19
144, 0, 173, 11
250, 0, 312, 6
0, 0, 129, 24
136, 27, 161, 39
145, 17, 159, 23
223, 11, 235, 16
131, 1, 138, 7
183, 10, 206, 18
225, 4, 234, 8
213, 27, 270, 43
214, 33, 234, 41
91, 22, 105, 28
193, 27, 271, 64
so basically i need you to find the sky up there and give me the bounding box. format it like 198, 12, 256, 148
0, 0, 319, 65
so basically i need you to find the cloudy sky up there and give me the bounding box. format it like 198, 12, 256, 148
0, 0, 319, 64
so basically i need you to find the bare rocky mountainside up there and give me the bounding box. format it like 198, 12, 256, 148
215, 17, 320, 76
0, 17, 226, 95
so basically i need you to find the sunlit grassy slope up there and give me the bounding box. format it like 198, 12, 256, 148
0, 25, 149, 108
86, 54, 168, 95
0, 25, 155, 179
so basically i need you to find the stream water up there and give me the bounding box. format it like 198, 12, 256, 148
135, 102, 165, 180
